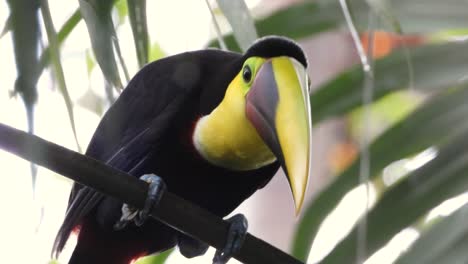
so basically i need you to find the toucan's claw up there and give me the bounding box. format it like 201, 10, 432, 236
136, 174, 167, 226
113, 174, 166, 230
213, 214, 248, 264
113, 204, 137, 230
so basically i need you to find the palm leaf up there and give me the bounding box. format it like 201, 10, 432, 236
127, 0, 149, 68
395, 202, 468, 264
293, 84, 468, 261
320, 128, 468, 263
79, 0, 123, 89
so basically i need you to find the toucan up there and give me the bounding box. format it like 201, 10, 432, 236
52, 36, 312, 264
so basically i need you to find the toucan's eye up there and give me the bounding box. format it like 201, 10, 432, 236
242, 65, 252, 83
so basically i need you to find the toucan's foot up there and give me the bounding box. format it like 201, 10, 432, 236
213, 214, 248, 264
114, 174, 166, 230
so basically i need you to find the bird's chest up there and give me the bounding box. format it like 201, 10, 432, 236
145, 125, 278, 217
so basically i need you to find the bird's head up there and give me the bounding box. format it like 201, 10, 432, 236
242, 37, 311, 214
194, 36, 311, 214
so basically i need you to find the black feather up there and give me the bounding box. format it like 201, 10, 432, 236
244, 36, 308, 67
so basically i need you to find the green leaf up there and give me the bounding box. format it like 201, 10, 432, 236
427, 235, 468, 264
363, 0, 403, 33
86, 49, 96, 75
6, 0, 41, 132
79, 0, 123, 89
115, 0, 128, 23
208, 0, 468, 52
113, 32, 130, 83
135, 249, 174, 264
39, 9, 82, 76
208, 2, 339, 51
395, 203, 468, 264
0, 15, 11, 38
429, 29, 468, 43
292, 85, 468, 261
7, 0, 40, 195
325, 0, 468, 33
321, 128, 468, 263
56, 9, 82, 42
40, 0, 81, 152
205, 0, 227, 50
312, 41, 468, 124
216, 0, 257, 52
127, 0, 149, 68
348, 92, 423, 142
370, 0, 468, 33
149, 42, 166, 62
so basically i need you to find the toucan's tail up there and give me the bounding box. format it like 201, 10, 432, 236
68, 229, 134, 264
69, 247, 129, 264
67, 217, 178, 264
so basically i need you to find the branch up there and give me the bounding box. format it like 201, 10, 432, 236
0, 123, 304, 264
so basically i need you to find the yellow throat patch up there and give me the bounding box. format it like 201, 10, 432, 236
192, 73, 276, 171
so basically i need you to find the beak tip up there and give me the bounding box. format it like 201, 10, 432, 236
294, 207, 301, 217
294, 194, 305, 217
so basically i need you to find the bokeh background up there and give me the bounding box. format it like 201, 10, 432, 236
2, 0, 468, 263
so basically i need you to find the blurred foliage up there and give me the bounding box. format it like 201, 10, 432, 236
310, 41, 468, 125
135, 249, 174, 264
6, 0, 41, 190
127, 0, 149, 68
79, 0, 123, 89
216, 0, 257, 51
395, 202, 468, 264
149, 42, 166, 62
6, 0, 40, 132
39, 9, 81, 76
348, 92, 423, 142
40, 0, 81, 152
4, 0, 468, 263
0, 13, 11, 38
294, 84, 468, 262
323, 127, 468, 263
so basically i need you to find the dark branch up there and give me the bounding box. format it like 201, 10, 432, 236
0, 123, 304, 264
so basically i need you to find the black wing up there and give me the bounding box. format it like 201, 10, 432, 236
52, 50, 241, 257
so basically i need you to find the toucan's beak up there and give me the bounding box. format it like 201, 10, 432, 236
245, 57, 312, 215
